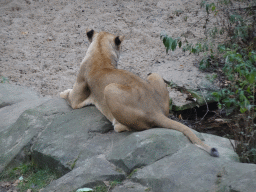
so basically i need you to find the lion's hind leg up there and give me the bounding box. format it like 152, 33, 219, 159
112, 119, 131, 132
104, 83, 152, 131
147, 73, 169, 116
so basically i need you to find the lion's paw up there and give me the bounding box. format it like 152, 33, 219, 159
60, 89, 72, 99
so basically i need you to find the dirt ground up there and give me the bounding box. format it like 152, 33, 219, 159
1, 0, 218, 101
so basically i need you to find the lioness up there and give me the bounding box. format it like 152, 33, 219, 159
60, 29, 219, 157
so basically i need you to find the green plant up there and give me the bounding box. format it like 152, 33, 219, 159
0, 162, 58, 192
206, 73, 217, 83
212, 50, 256, 113
128, 168, 138, 178
160, 33, 182, 54
93, 185, 107, 192
110, 180, 121, 188
161, 0, 256, 163
0, 163, 33, 180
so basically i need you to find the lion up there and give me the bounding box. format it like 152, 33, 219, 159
60, 29, 219, 157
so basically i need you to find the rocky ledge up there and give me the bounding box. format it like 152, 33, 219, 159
0, 84, 256, 192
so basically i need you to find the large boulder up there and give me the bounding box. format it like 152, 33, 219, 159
107, 129, 204, 174
131, 149, 256, 192
0, 97, 72, 172
1, 84, 256, 192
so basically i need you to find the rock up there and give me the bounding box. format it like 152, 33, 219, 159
0, 97, 72, 172
167, 84, 217, 111
152, 58, 219, 111
0, 84, 50, 132
74, 131, 131, 168
41, 156, 125, 192
215, 162, 256, 192
226, 168, 256, 192
1, 84, 256, 192
112, 181, 150, 192
131, 144, 240, 192
31, 106, 113, 175
201, 133, 239, 162
107, 129, 207, 174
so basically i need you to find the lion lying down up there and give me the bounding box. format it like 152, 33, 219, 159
60, 29, 219, 157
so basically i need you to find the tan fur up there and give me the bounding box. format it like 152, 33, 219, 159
60, 29, 219, 157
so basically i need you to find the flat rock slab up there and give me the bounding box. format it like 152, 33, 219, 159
131, 144, 251, 192
107, 129, 192, 174
42, 156, 125, 192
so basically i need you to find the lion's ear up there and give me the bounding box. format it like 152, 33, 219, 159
86, 29, 94, 42
114, 36, 125, 46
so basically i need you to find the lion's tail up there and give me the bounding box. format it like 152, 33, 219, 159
155, 114, 219, 157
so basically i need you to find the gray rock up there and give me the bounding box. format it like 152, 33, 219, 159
75, 131, 131, 168
0, 97, 72, 172
32, 106, 113, 174
41, 156, 125, 192
131, 143, 245, 192
0, 83, 50, 132
201, 133, 239, 162
112, 181, 150, 192
1, 84, 256, 192
218, 163, 256, 192
107, 129, 205, 174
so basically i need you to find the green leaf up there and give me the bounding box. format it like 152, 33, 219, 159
240, 107, 247, 113
163, 37, 168, 48
171, 40, 177, 51
247, 73, 256, 84
212, 92, 221, 101
163, 37, 174, 53
212, 5, 216, 12
246, 86, 252, 94
191, 48, 197, 54
218, 44, 226, 52
178, 41, 182, 48
223, 98, 232, 107
206, 4, 210, 14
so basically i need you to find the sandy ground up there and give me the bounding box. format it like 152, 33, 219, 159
1, 0, 220, 105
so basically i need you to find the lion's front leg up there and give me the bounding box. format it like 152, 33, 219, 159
76, 95, 94, 109
60, 89, 72, 99
60, 80, 92, 109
